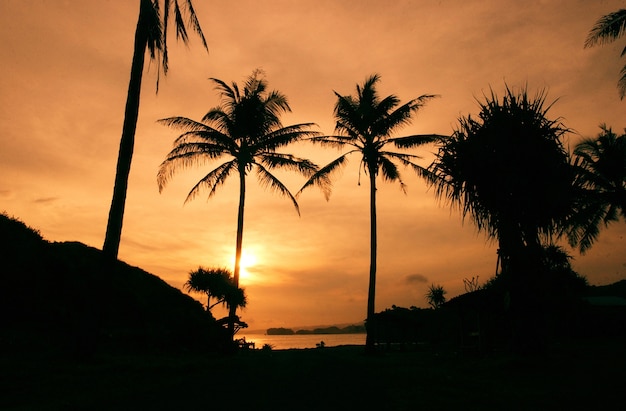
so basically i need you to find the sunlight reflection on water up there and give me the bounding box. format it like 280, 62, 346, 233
239, 333, 366, 350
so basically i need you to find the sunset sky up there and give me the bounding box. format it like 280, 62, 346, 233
1, 0, 625, 331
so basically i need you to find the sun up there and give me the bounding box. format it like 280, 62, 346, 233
235, 250, 258, 282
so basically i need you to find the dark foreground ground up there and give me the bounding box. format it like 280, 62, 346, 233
2, 337, 625, 411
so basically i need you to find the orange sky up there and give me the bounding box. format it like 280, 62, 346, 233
1, 0, 625, 330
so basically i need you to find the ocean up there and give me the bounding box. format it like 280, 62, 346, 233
238, 332, 366, 350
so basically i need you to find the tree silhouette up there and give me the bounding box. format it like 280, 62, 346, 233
158, 70, 320, 337
567, 124, 626, 253
430, 85, 575, 273
299, 74, 441, 353
426, 284, 447, 309
103, 0, 208, 260
184, 267, 246, 313
429, 85, 577, 351
585, 9, 626, 99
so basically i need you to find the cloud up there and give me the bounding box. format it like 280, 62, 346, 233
32, 197, 59, 204
405, 273, 428, 285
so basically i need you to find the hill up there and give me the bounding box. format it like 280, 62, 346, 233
0, 212, 225, 358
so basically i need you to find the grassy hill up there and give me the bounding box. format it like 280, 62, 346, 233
0, 212, 224, 358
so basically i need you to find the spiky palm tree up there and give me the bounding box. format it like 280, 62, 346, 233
184, 267, 246, 312
426, 284, 447, 309
584, 9, 626, 99
430, 85, 575, 270
103, 0, 208, 259
567, 124, 626, 252
299, 74, 441, 353
429, 84, 577, 351
158, 70, 320, 337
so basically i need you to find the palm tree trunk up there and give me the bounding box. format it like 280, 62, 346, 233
229, 168, 246, 338
102, 2, 149, 260
365, 170, 377, 353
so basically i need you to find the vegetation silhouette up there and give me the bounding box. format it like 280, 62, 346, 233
426, 284, 447, 309
0, 212, 226, 359
585, 9, 626, 99
567, 124, 626, 252
103, 0, 208, 260
157, 70, 321, 338
298, 73, 443, 353
184, 266, 247, 313
429, 84, 578, 352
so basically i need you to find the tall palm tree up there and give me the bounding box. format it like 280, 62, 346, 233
429, 85, 576, 351
184, 267, 246, 312
158, 70, 320, 336
584, 9, 626, 99
299, 74, 441, 353
103, 0, 208, 259
567, 124, 626, 252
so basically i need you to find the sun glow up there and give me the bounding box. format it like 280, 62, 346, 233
233, 250, 258, 282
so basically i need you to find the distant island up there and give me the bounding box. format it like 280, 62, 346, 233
266, 324, 366, 335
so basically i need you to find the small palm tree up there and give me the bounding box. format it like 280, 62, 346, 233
567, 124, 626, 252
184, 267, 246, 312
103, 0, 208, 260
299, 74, 441, 353
158, 70, 320, 337
426, 284, 447, 309
584, 9, 626, 99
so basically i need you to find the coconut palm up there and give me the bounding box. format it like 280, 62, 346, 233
184, 267, 246, 312
103, 0, 208, 259
567, 124, 626, 252
298, 74, 441, 353
158, 70, 320, 336
584, 9, 626, 99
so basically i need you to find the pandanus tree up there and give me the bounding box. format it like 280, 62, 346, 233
584, 9, 626, 99
429, 85, 577, 350
103, 0, 208, 259
298, 74, 441, 353
158, 71, 320, 337
184, 267, 247, 314
567, 124, 626, 252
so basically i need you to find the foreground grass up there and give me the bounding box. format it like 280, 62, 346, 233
2, 337, 625, 410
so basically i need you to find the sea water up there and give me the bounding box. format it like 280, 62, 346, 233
239, 333, 366, 350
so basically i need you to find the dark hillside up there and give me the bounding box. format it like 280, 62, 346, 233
0, 212, 223, 357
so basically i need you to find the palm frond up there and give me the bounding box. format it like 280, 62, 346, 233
184, 160, 238, 203
254, 164, 300, 215
379, 156, 403, 186
259, 153, 319, 177
183, 0, 208, 49
297, 153, 355, 200
157, 144, 229, 191
254, 124, 321, 151
584, 9, 626, 48
391, 134, 446, 149
158, 116, 210, 132
308, 135, 358, 150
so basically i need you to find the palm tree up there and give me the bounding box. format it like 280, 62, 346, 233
184, 267, 246, 312
430, 85, 574, 269
426, 284, 447, 309
299, 74, 441, 353
584, 9, 626, 99
158, 70, 320, 337
429, 84, 577, 351
103, 0, 208, 260
567, 124, 626, 252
